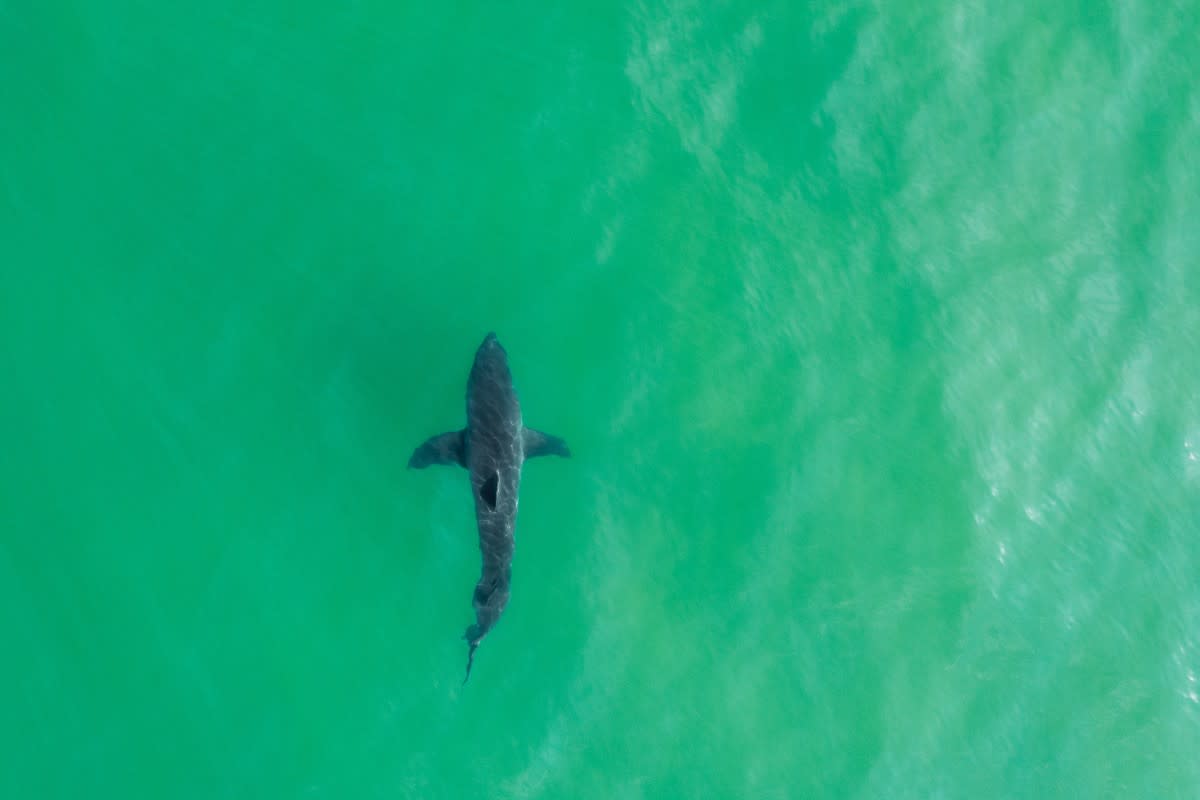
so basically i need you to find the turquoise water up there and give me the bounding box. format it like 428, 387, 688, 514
3, 1, 1199, 796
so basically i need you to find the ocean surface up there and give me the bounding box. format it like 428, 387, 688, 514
3, 1, 1199, 797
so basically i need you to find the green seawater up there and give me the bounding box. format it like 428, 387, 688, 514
3, 1, 1199, 797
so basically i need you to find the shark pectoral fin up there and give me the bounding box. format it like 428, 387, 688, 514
522, 428, 570, 459
408, 429, 467, 469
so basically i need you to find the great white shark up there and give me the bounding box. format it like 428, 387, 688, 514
408, 332, 569, 683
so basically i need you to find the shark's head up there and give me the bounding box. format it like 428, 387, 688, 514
475, 332, 506, 364
467, 333, 516, 418
472, 332, 509, 373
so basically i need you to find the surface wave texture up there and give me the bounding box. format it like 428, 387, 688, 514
2, 1, 1198, 797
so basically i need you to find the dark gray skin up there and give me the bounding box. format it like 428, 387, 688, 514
408, 332, 569, 683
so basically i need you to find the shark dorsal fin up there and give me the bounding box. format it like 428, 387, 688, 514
480, 472, 499, 509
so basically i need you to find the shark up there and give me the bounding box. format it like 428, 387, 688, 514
408, 332, 569, 683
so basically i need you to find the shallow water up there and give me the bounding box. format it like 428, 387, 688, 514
2, 1, 1199, 797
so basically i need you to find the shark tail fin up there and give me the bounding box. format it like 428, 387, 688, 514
463, 641, 478, 685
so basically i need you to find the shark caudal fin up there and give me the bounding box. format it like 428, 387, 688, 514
463, 624, 483, 685
463, 641, 478, 685
522, 428, 570, 459
408, 429, 467, 468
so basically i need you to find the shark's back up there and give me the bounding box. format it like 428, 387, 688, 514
465, 333, 523, 574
